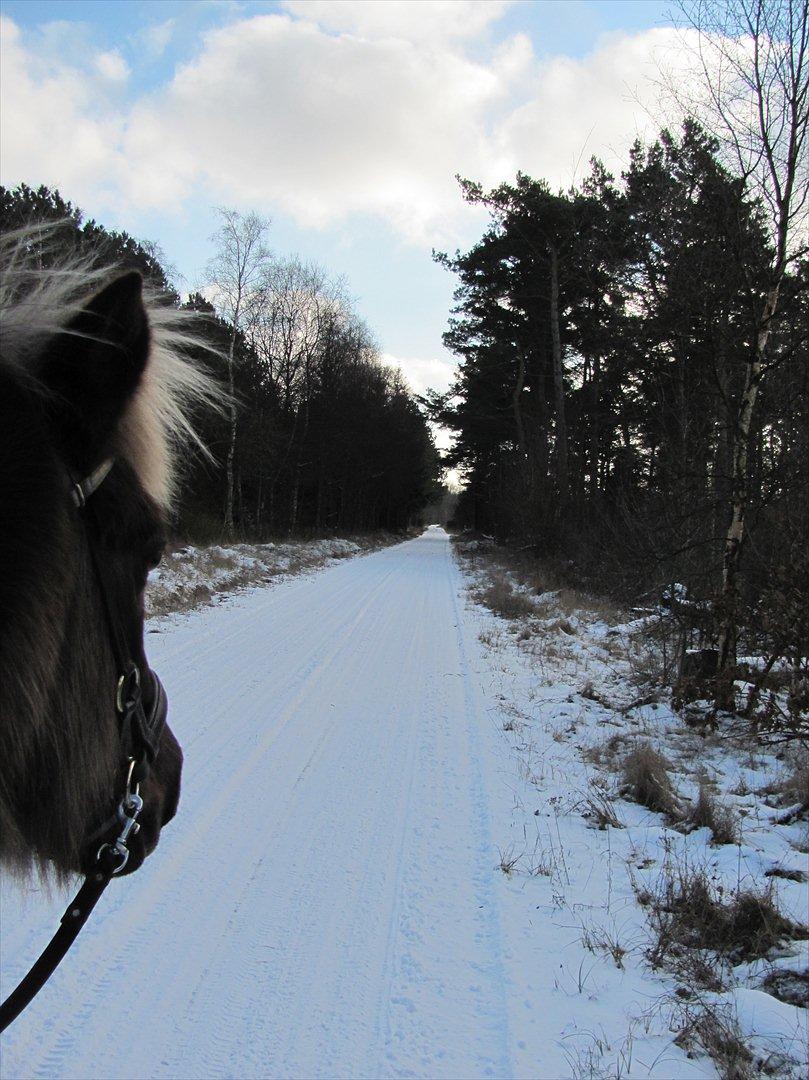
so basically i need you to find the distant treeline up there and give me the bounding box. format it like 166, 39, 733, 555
1, 184, 440, 539
430, 120, 807, 689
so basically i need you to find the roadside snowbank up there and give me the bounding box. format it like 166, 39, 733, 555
456, 538, 809, 1079
146, 537, 379, 617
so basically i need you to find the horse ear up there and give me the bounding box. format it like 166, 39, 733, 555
41, 271, 150, 466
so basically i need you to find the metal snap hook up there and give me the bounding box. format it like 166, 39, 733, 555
95, 761, 145, 875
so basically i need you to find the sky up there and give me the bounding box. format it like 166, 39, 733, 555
1, 0, 686, 415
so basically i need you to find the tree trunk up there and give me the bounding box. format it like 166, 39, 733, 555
716, 282, 781, 688
512, 347, 528, 459
289, 472, 299, 536
548, 243, 569, 498
589, 354, 601, 500
224, 316, 239, 532
256, 472, 263, 534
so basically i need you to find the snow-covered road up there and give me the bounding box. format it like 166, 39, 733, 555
1, 528, 519, 1079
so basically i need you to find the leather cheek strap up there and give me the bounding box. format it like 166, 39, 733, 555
118, 666, 168, 775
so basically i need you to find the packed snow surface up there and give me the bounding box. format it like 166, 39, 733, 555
1, 529, 806, 1078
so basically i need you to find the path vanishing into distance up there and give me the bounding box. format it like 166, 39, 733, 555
1, 528, 523, 1080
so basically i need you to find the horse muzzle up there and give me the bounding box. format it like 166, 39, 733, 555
80, 672, 182, 876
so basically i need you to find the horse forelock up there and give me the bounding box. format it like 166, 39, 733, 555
0, 225, 219, 511
116, 301, 219, 508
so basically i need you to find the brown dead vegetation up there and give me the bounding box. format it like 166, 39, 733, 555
674, 1003, 755, 1080
647, 864, 807, 978
687, 785, 740, 846
582, 733, 627, 769
779, 757, 809, 814
456, 538, 624, 630
474, 572, 536, 621
621, 742, 681, 818
580, 787, 624, 830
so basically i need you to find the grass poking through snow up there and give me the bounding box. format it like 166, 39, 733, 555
621, 742, 682, 819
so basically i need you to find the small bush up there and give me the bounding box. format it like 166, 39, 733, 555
621, 742, 681, 817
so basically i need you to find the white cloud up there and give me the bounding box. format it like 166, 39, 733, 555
136, 18, 176, 60
281, 1, 511, 43
95, 49, 130, 83
381, 352, 457, 398
1, 11, 697, 243
496, 28, 698, 190
0, 18, 126, 205
117, 12, 517, 239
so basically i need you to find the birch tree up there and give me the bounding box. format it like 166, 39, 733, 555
206, 207, 270, 530
675, 1, 808, 689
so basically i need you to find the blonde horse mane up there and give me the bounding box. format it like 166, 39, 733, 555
0, 224, 220, 508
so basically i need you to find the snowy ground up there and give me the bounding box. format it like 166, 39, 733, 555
456, 538, 808, 1079
146, 536, 381, 617
1, 528, 806, 1078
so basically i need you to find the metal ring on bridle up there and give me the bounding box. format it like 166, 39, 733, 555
116, 666, 140, 715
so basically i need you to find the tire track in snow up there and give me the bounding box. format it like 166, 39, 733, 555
154, 558, 427, 1079
4, 557, 403, 1078
373, 536, 513, 1079
222, 586, 430, 1080
2, 531, 515, 1079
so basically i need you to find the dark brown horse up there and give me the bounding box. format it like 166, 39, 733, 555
0, 229, 215, 883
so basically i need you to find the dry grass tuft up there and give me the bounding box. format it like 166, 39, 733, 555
457, 538, 624, 630
779, 757, 809, 813
688, 785, 739, 846
580, 789, 624, 830
648, 864, 807, 975
497, 847, 520, 875
621, 742, 681, 818
475, 573, 536, 621
579, 923, 629, 969
582, 733, 627, 769
674, 1002, 754, 1080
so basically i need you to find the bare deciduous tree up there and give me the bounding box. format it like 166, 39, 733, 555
248, 257, 347, 531
675, 0, 809, 690
206, 207, 271, 530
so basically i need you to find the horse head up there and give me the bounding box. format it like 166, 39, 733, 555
0, 233, 215, 881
